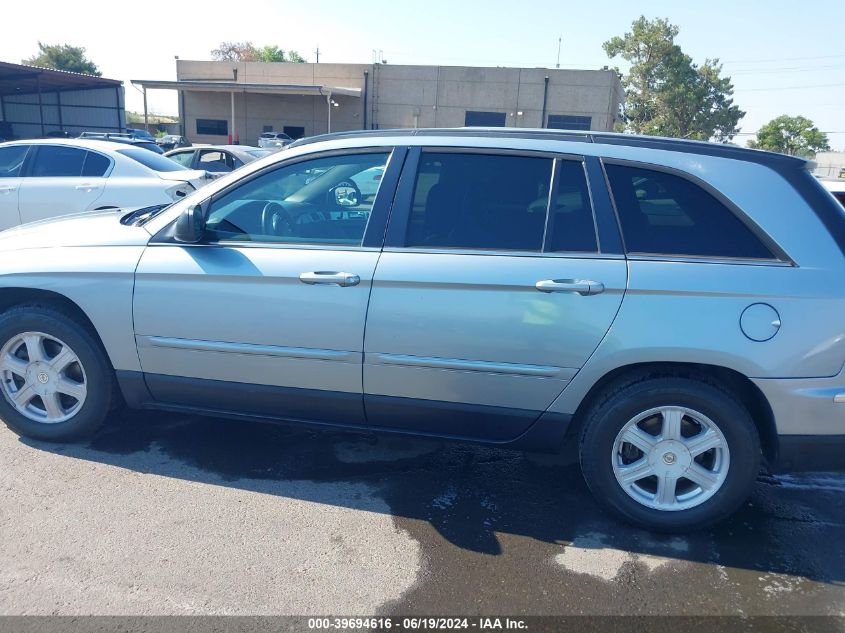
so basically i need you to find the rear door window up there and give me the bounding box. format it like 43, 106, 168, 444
405, 152, 553, 251
0, 145, 29, 177
31, 145, 86, 177
605, 163, 775, 259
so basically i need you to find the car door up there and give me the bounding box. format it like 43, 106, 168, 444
0, 144, 29, 231
18, 145, 108, 223
133, 147, 405, 424
363, 148, 628, 441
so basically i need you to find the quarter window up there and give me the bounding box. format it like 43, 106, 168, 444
81, 151, 111, 177
205, 152, 390, 246
406, 152, 553, 251
605, 164, 775, 259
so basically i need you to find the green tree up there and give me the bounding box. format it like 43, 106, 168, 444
747, 115, 830, 157
603, 17, 744, 142
22, 42, 101, 76
211, 42, 306, 63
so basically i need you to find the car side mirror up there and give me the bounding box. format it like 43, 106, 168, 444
331, 185, 360, 207
174, 204, 206, 243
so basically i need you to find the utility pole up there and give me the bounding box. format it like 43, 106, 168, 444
556, 36, 562, 69
315, 45, 320, 63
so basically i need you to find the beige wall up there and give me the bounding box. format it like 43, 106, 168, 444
176, 60, 622, 143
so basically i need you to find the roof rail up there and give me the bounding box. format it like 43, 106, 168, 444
287, 127, 807, 171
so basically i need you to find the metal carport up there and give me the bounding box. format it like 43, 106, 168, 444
0, 60, 125, 140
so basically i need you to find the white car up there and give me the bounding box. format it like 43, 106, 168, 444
0, 139, 208, 231
821, 178, 845, 207
257, 132, 293, 149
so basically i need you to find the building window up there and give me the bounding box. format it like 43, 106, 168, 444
196, 119, 228, 136
283, 126, 306, 139
464, 111, 506, 127
262, 125, 273, 133
548, 115, 592, 131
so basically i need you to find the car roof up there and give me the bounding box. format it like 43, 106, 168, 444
287, 127, 809, 171
0, 138, 143, 152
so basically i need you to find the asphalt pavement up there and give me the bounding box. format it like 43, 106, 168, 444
1, 408, 844, 618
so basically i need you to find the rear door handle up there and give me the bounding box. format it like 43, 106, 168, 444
535, 279, 605, 296
299, 271, 361, 287
0, 185, 17, 194
74, 183, 100, 191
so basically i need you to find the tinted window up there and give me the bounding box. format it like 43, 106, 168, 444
82, 151, 111, 177
834, 192, 845, 208
197, 119, 228, 136
0, 145, 28, 177
547, 160, 597, 252
406, 153, 552, 251
205, 152, 390, 245
31, 145, 86, 177
548, 115, 592, 131
117, 149, 188, 172
605, 164, 774, 259
464, 111, 506, 127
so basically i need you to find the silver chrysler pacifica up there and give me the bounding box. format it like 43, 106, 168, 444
1, 128, 844, 532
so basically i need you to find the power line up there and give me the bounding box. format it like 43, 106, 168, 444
734, 82, 845, 92
723, 52, 845, 64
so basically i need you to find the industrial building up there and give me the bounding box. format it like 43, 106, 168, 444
133, 60, 623, 144
0, 60, 125, 140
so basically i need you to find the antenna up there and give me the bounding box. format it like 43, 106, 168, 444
556, 36, 562, 69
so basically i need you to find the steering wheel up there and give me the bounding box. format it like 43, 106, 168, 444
260, 202, 293, 237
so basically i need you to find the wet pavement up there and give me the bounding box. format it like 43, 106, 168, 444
1, 408, 844, 617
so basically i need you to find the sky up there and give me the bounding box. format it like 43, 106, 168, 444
3, 0, 844, 149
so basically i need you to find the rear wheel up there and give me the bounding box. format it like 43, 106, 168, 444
0, 306, 113, 441
579, 375, 761, 532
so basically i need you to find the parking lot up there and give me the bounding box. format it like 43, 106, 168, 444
1, 409, 844, 618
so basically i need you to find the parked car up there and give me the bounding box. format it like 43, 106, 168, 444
351, 165, 385, 199
0, 138, 208, 231
78, 132, 165, 154
165, 145, 270, 175
126, 128, 157, 142
1, 128, 844, 532
821, 178, 845, 207
258, 132, 293, 149
157, 135, 192, 152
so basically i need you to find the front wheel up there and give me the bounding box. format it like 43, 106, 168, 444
0, 306, 113, 441
579, 376, 761, 532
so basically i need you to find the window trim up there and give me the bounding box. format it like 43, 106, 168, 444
384, 146, 605, 257
151, 146, 404, 249
600, 157, 794, 265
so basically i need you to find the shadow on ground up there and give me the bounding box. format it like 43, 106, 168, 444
20, 407, 845, 596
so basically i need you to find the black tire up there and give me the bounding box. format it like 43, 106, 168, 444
579, 374, 761, 532
0, 305, 113, 441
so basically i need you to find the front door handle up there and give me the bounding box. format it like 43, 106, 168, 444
299, 271, 361, 287
535, 279, 605, 296
0, 185, 17, 194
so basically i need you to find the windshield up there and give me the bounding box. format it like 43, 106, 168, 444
117, 148, 188, 172
246, 149, 272, 158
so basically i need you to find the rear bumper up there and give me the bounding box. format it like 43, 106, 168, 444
752, 372, 845, 471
